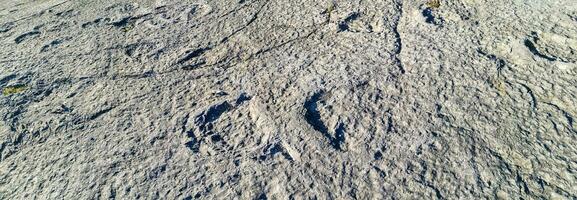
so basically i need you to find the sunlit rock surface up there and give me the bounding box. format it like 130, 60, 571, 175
0, 0, 576, 199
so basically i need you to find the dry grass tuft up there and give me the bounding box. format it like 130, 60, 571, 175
3, 85, 27, 96
426, 0, 441, 9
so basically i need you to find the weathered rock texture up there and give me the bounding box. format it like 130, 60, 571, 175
0, 0, 576, 199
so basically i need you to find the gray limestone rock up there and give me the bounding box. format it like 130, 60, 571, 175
0, 0, 576, 199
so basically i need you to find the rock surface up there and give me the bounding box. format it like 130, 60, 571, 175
0, 0, 576, 199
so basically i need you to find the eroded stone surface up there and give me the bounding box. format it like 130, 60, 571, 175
0, 0, 576, 199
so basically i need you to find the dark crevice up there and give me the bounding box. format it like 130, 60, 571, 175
14, 31, 40, 44
111, 17, 132, 27
304, 91, 330, 137
185, 132, 200, 152
0, 22, 15, 33
88, 106, 115, 120
374, 151, 383, 160
182, 114, 200, 152
518, 83, 537, 110
195, 101, 233, 134
477, 49, 507, 73
210, 134, 222, 142
337, 12, 360, 32
430, 185, 443, 199
333, 123, 346, 150
235, 93, 252, 105
259, 143, 293, 161
81, 18, 110, 28
524, 37, 556, 61
0, 74, 17, 85
422, 8, 444, 25
386, 115, 395, 133
110, 13, 154, 28
373, 166, 387, 178
0, 142, 6, 161
40, 39, 64, 52
177, 47, 212, 64
516, 172, 530, 194
391, 1, 406, 74
181, 61, 206, 71
256, 193, 268, 200
423, 8, 435, 23
304, 91, 344, 151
